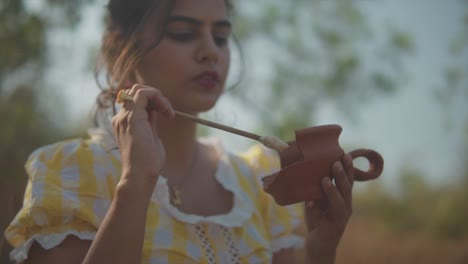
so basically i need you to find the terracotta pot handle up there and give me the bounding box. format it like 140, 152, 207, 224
348, 149, 384, 181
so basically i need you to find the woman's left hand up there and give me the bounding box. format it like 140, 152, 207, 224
304, 154, 354, 262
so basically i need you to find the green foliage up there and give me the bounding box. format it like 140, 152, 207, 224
429, 189, 468, 240
232, 0, 413, 139
0, 86, 62, 185
0, 0, 91, 184
390, 30, 414, 52
434, 3, 468, 145
0, 1, 92, 261
355, 167, 468, 240
0, 1, 45, 82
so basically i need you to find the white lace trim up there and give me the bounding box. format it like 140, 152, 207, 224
10, 231, 95, 262
219, 225, 241, 264
193, 224, 216, 264
271, 235, 305, 252
154, 138, 254, 227
88, 127, 255, 227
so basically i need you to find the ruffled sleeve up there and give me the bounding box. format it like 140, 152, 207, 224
239, 144, 305, 252
4, 138, 120, 263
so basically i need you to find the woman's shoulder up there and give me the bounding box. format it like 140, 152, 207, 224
6, 138, 118, 262
26, 137, 119, 182
28, 137, 108, 163
235, 143, 281, 177
29, 137, 99, 157
217, 142, 281, 194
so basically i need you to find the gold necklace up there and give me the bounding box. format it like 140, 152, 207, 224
168, 144, 199, 206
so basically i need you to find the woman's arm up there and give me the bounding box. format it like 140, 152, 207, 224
272, 248, 296, 264
82, 178, 155, 264
305, 234, 336, 264
83, 87, 174, 264
23, 87, 174, 264
25, 236, 91, 264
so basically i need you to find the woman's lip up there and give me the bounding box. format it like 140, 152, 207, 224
195, 78, 219, 89
195, 71, 220, 81
194, 71, 220, 89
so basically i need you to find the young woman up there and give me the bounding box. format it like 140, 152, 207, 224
5, 0, 355, 263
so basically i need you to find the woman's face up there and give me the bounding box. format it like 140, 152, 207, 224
135, 0, 231, 114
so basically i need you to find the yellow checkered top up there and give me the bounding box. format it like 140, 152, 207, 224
5, 135, 303, 263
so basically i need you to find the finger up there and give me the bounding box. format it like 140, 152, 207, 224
120, 83, 145, 111
133, 88, 175, 118
128, 83, 141, 96
304, 200, 322, 231
112, 109, 127, 128
332, 161, 352, 211
111, 111, 126, 145
322, 177, 347, 221
342, 154, 355, 187
147, 107, 159, 138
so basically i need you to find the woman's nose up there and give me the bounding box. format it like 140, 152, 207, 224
195, 35, 219, 65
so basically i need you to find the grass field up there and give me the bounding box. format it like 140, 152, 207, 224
295, 214, 468, 264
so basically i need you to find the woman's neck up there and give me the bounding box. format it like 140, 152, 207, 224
156, 114, 200, 179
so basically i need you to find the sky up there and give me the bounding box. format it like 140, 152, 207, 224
342, 0, 467, 187
42, 0, 467, 189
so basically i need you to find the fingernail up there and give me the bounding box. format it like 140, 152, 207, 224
334, 162, 342, 173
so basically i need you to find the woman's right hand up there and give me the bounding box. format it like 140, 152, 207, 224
112, 84, 175, 189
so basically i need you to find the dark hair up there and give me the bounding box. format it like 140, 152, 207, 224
93, 0, 234, 124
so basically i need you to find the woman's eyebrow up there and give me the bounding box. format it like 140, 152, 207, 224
167, 15, 232, 28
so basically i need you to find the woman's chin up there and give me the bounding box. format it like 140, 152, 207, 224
175, 99, 219, 114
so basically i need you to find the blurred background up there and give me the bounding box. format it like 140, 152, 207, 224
1, 0, 467, 263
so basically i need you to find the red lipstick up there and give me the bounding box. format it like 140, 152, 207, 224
194, 71, 220, 89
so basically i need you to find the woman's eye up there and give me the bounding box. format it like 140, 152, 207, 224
166, 32, 195, 42
214, 36, 228, 46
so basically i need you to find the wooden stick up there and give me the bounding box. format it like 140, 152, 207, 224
174, 111, 289, 152
174, 111, 261, 141
116, 90, 289, 151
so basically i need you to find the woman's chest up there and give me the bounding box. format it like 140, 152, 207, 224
172, 173, 234, 216
141, 206, 272, 264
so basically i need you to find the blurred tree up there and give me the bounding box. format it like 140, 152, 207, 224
432, 8, 468, 234
354, 2, 468, 242
355, 165, 468, 240
434, 3, 468, 154
228, 0, 413, 140
0, 0, 92, 262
